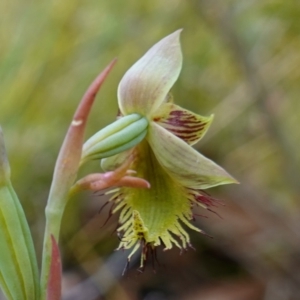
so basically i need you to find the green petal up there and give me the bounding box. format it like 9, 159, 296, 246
112, 141, 201, 266
118, 30, 183, 117
152, 102, 214, 145
148, 122, 238, 189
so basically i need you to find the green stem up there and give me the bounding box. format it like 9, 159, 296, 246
40, 202, 65, 299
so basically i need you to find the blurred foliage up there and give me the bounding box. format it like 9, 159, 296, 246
1, 0, 300, 299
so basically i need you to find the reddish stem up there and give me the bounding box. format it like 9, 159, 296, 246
46, 235, 62, 300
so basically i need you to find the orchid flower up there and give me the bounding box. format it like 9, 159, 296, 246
82, 30, 237, 269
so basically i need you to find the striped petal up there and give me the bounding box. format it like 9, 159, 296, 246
152, 103, 214, 145
118, 30, 182, 117
148, 122, 238, 190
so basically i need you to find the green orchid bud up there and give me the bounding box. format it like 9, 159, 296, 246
81, 113, 148, 163
0, 128, 40, 300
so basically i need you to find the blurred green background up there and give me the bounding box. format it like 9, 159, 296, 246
1, 0, 300, 299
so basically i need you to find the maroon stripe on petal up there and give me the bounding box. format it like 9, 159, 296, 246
152, 103, 213, 144
163, 121, 207, 129
169, 110, 186, 117
164, 127, 205, 134
175, 134, 199, 140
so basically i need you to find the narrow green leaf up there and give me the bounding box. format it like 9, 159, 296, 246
0, 190, 25, 300
8, 184, 40, 299
0, 187, 30, 299
0, 128, 39, 300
